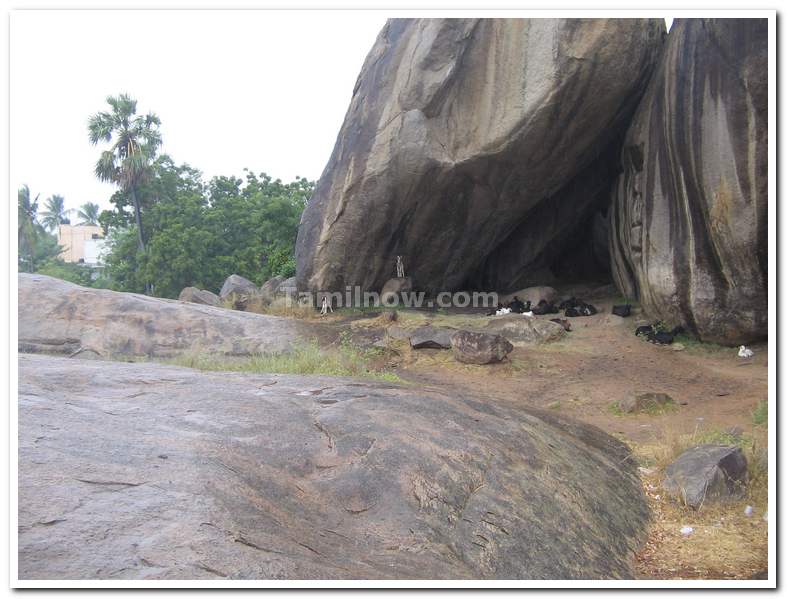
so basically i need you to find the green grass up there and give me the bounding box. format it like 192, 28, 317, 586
166, 339, 403, 383
751, 400, 768, 427
608, 398, 678, 417
671, 333, 730, 354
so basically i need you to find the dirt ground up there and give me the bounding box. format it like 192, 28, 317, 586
333, 283, 770, 580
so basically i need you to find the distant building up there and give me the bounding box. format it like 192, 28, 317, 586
57, 224, 106, 265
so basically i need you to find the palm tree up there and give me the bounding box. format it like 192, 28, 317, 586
39, 194, 71, 232
18, 185, 40, 267
88, 94, 161, 253
77, 202, 100, 226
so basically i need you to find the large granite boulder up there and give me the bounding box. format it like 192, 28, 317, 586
219, 274, 260, 310
178, 287, 221, 307
18, 354, 648, 579
296, 18, 665, 295
259, 275, 285, 304
409, 325, 455, 349
609, 19, 768, 344
18, 274, 321, 358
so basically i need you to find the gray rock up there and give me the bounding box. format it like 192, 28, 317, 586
664, 445, 748, 509
380, 277, 413, 306
219, 274, 260, 310
485, 315, 566, 345
409, 326, 455, 349
18, 274, 323, 358
178, 286, 221, 307
259, 275, 285, 304
452, 331, 514, 364
609, 19, 768, 345
275, 276, 298, 301
617, 392, 675, 414
18, 354, 648, 579
296, 18, 666, 294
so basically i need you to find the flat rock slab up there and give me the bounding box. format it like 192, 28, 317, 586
18, 354, 648, 580
485, 315, 567, 345
409, 326, 456, 349
664, 445, 748, 509
18, 274, 327, 358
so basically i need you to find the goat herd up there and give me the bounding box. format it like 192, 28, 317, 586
489, 295, 685, 345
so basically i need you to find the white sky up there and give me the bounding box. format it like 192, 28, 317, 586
11, 12, 672, 217
10, 10, 387, 215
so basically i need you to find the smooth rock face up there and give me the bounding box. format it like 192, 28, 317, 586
663, 445, 748, 509
296, 18, 666, 294
178, 287, 222, 307
452, 331, 514, 364
18, 354, 648, 579
609, 19, 768, 344
485, 315, 566, 345
275, 276, 298, 301
18, 274, 319, 358
380, 277, 413, 305
409, 326, 456, 349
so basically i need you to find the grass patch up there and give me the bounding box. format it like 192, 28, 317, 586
672, 333, 730, 354
752, 400, 768, 427
608, 398, 679, 417
166, 339, 403, 383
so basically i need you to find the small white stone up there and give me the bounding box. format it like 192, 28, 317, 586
744, 505, 754, 517
763, 510, 768, 522
680, 526, 694, 536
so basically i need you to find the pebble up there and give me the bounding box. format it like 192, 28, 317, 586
763, 511, 768, 522
680, 526, 694, 536
744, 505, 754, 517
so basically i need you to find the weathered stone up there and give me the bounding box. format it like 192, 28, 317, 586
409, 326, 455, 349
18, 274, 323, 358
296, 18, 666, 295
485, 315, 566, 345
219, 274, 260, 310
275, 276, 298, 301
617, 392, 675, 414
452, 331, 513, 364
380, 277, 413, 306
609, 19, 768, 344
259, 275, 285, 304
664, 444, 748, 509
178, 286, 221, 307
18, 354, 649, 579
499, 286, 558, 308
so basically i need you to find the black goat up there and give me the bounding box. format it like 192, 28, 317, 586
612, 304, 631, 317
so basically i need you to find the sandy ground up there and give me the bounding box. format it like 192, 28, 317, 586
338, 285, 770, 580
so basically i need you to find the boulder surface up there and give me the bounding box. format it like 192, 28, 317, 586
609, 19, 768, 344
18, 274, 321, 358
178, 287, 222, 307
663, 444, 748, 509
452, 331, 514, 364
296, 18, 666, 295
18, 354, 648, 579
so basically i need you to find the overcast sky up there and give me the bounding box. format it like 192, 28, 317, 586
11, 12, 672, 217
11, 10, 387, 215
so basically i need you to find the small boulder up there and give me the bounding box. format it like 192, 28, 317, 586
409, 326, 455, 350
178, 287, 221, 307
452, 331, 513, 365
275, 276, 298, 301
612, 304, 632, 317
380, 277, 413, 306
664, 445, 748, 509
618, 392, 675, 414
219, 275, 260, 300
500, 286, 557, 307
485, 314, 566, 345
259, 275, 286, 304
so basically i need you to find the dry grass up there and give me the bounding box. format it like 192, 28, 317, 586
246, 297, 319, 320
165, 339, 403, 383
631, 423, 769, 579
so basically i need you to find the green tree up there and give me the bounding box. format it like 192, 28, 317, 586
88, 94, 162, 253
77, 202, 100, 226
18, 186, 62, 272
39, 194, 71, 232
